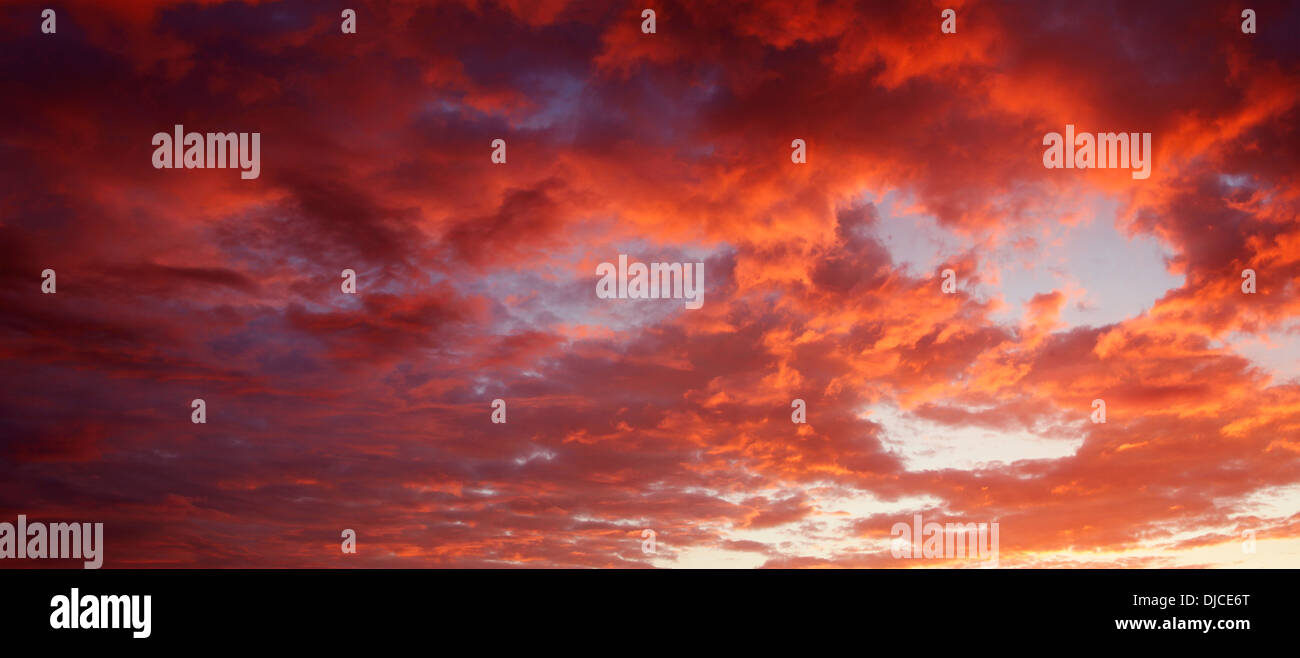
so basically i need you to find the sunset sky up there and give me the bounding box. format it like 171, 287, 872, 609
2, 0, 1299, 568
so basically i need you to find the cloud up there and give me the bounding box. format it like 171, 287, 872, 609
1, 0, 1297, 568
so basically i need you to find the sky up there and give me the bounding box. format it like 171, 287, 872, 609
1, 0, 1299, 568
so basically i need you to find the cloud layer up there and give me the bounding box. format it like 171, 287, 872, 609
1, 0, 1299, 567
